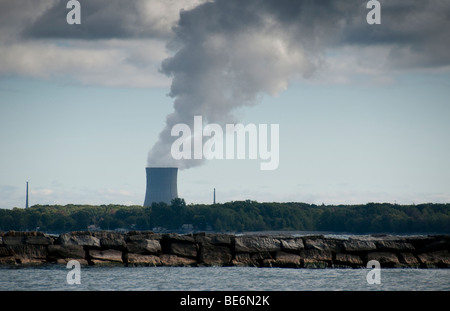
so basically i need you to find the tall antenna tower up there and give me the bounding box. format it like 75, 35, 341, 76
213, 188, 216, 204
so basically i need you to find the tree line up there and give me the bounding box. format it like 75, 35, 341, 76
0, 199, 449, 234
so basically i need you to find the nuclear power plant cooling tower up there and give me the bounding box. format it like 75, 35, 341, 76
144, 167, 178, 206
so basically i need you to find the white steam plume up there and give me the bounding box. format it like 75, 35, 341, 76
147, 0, 450, 169
147, 1, 319, 169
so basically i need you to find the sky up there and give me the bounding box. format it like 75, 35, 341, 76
0, 0, 449, 208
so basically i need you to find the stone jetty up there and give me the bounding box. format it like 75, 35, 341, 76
0, 231, 449, 268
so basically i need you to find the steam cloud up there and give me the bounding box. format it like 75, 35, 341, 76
3, 0, 446, 169
146, 0, 330, 168
147, 0, 450, 169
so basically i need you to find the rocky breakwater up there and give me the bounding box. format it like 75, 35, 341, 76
0, 231, 449, 268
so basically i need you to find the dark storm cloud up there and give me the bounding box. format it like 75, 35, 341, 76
23, 0, 151, 39
340, 0, 450, 68
165, 0, 450, 69
22, 0, 450, 68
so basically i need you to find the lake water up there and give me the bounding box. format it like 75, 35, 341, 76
1, 265, 449, 291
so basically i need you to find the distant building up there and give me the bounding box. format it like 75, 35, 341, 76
87, 224, 101, 231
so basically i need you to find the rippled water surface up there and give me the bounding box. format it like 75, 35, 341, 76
1, 266, 449, 291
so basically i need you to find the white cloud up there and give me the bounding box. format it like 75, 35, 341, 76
0, 39, 170, 87
0, 0, 209, 88
2, 0, 449, 88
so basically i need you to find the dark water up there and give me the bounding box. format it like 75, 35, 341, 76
1, 265, 449, 291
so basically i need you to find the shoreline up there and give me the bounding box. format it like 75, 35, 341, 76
1, 231, 449, 268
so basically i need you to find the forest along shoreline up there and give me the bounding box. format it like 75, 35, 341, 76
0, 231, 449, 268
1, 202, 448, 233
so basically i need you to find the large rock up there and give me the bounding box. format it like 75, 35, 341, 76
2, 236, 25, 246
199, 244, 232, 266
56, 232, 100, 248
300, 249, 332, 268
367, 252, 400, 267
2, 231, 54, 247
404, 236, 436, 251
6, 232, 54, 245
304, 237, 343, 252
0, 241, 17, 264
126, 232, 162, 247
159, 254, 197, 266
343, 239, 377, 252
25, 235, 55, 245
375, 240, 414, 251
0, 247, 14, 257
162, 234, 197, 258
168, 241, 198, 258
0, 256, 18, 264
163, 233, 195, 243
89, 249, 123, 263
398, 253, 420, 266
195, 233, 233, 246
92, 232, 126, 250
125, 232, 163, 257
232, 253, 257, 267
47, 245, 86, 260
251, 251, 274, 262
418, 236, 450, 253
300, 249, 332, 261
126, 238, 162, 255
417, 251, 450, 267
124, 253, 161, 266
7, 245, 48, 264
335, 253, 363, 267
280, 238, 305, 253
232, 252, 274, 267
234, 236, 281, 253
265, 251, 301, 268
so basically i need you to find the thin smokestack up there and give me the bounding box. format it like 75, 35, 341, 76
26, 181, 29, 209
144, 167, 178, 206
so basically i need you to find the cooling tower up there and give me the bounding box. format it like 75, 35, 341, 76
143, 167, 178, 206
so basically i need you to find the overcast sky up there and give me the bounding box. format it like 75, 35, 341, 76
1, 0, 449, 208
